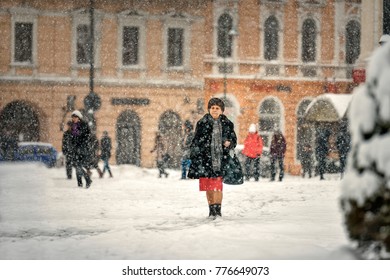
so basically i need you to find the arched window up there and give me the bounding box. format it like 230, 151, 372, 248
264, 16, 279, 61
345, 20, 361, 64
302, 19, 317, 62
259, 99, 281, 147
0, 101, 40, 142
296, 100, 314, 161
217, 13, 233, 58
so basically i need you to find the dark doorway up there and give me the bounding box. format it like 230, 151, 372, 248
116, 110, 141, 166
0, 101, 40, 142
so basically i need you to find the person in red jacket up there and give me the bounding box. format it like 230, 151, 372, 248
242, 124, 263, 181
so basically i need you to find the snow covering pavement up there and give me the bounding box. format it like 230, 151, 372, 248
0, 163, 355, 260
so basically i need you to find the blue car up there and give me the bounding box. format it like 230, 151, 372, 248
14, 142, 58, 167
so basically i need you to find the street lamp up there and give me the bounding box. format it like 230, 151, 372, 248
84, 0, 101, 133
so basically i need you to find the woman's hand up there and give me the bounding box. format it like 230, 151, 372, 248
223, 140, 231, 148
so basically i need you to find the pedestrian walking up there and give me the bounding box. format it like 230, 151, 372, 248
150, 132, 169, 178
300, 142, 313, 178
242, 123, 263, 181
188, 97, 239, 219
62, 121, 73, 179
87, 133, 103, 178
180, 120, 194, 180
69, 110, 92, 188
270, 129, 287, 182
336, 122, 351, 179
100, 131, 113, 178
315, 129, 330, 180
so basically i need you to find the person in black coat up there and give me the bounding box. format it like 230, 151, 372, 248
269, 129, 287, 182
100, 131, 113, 178
336, 122, 351, 179
300, 141, 313, 178
315, 129, 330, 180
188, 97, 237, 219
70, 110, 92, 188
87, 133, 103, 178
62, 121, 73, 179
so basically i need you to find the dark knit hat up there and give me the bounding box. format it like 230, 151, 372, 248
207, 97, 225, 112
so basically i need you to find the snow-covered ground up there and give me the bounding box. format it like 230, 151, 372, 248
0, 162, 355, 260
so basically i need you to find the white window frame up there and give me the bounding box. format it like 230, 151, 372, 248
212, 1, 239, 75
258, 97, 285, 148
259, 0, 287, 4
117, 10, 147, 71
10, 7, 38, 68
162, 13, 191, 72
71, 9, 102, 70
297, 13, 322, 77
260, 10, 284, 62
297, 0, 326, 8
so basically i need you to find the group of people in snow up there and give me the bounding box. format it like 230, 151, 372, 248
62, 110, 113, 188
61, 97, 351, 219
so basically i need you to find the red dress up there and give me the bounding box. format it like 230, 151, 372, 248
199, 177, 223, 191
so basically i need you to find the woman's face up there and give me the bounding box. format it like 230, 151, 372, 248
209, 105, 223, 119
71, 115, 79, 123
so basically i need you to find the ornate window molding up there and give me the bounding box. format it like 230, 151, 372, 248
297, 13, 322, 77
258, 97, 284, 147
10, 7, 38, 68
259, 0, 287, 5
297, 0, 326, 8
162, 12, 192, 72
71, 8, 103, 70
117, 10, 147, 71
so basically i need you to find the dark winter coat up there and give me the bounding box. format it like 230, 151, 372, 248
270, 132, 287, 159
88, 133, 100, 168
315, 130, 330, 159
336, 131, 351, 160
100, 135, 112, 161
188, 113, 237, 179
70, 120, 91, 167
181, 130, 195, 160
62, 130, 72, 156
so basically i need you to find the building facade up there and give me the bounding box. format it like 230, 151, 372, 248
0, 0, 362, 174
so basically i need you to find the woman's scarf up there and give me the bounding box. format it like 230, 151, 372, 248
211, 118, 223, 172
71, 122, 81, 137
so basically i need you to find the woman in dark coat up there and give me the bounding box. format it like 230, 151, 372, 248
270, 129, 287, 182
70, 110, 92, 188
188, 98, 237, 219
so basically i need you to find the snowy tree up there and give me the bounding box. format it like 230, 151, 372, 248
340, 43, 390, 260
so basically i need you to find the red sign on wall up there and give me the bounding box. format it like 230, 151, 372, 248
352, 69, 366, 84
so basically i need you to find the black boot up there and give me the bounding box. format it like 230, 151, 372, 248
215, 204, 222, 217
208, 204, 217, 219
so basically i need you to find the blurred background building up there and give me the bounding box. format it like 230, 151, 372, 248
0, 0, 388, 174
